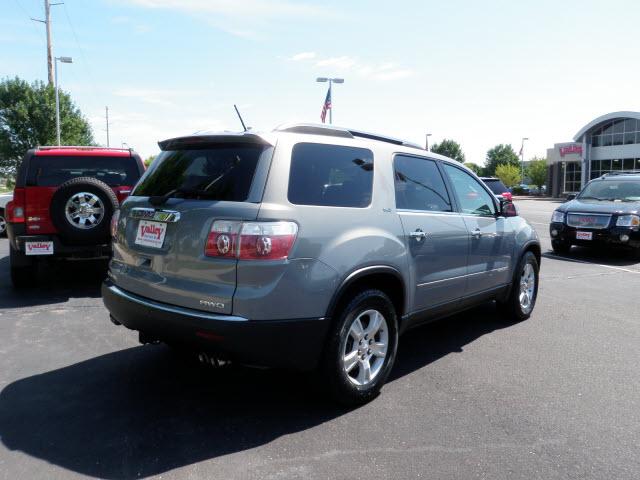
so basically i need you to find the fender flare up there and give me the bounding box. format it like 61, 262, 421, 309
325, 265, 406, 320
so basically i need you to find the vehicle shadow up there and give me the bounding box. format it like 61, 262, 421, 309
0, 254, 105, 309
0, 303, 517, 479
543, 246, 639, 267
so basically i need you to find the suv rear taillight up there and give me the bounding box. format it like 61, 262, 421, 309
205, 220, 298, 260
6, 188, 25, 223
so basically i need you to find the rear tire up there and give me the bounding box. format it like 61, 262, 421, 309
320, 289, 399, 406
551, 240, 571, 255
497, 251, 539, 321
0, 208, 6, 237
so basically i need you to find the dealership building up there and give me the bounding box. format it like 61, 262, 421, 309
546, 111, 640, 198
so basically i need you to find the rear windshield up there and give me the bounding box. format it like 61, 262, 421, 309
27, 155, 140, 187
483, 179, 508, 195
288, 143, 374, 208
133, 144, 269, 202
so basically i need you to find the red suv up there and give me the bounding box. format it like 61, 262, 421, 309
5, 146, 144, 287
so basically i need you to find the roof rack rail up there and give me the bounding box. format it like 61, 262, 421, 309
602, 170, 640, 177
274, 123, 424, 150
37, 145, 131, 151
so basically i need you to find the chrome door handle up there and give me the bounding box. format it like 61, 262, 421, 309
471, 228, 482, 238
410, 229, 427, 241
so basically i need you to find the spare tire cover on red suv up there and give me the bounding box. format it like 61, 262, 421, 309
49, 177, 119, 245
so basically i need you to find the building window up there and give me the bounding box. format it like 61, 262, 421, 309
591, 157, 640, 179
564, 162, 582, 193
592, 118, 640, 146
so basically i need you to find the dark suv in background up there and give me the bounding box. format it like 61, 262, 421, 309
103, 124, 541, 405
6, 146, 144, 287
550, 172, 640, 258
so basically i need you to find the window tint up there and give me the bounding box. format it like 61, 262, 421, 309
443, 164, 497, 216
288, 143, 373, 207
483, 179, 509, 195
394, 155, 451, 212
28, 155, 140, 187
133, 144, 269, 201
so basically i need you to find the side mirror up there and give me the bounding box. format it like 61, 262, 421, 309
500, 199, 518, 217
566, 193, 576, 201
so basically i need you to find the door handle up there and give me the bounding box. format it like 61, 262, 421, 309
410, 229, 427, 241
471, 228, 482, 238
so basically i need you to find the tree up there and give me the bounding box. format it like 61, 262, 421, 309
0, 77, 94, 176
144, 155, 156, 168
526, 157, 548, 188
495, 163, 521, 187
431, 139, 465, 163
485, 144, 519, 176
464, 162, 483, 176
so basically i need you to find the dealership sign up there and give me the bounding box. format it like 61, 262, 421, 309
560, 144, 582, 157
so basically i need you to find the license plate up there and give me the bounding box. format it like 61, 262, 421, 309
576, 231, 593, 240
135, 220, 167, 248
25, 241, 54, 255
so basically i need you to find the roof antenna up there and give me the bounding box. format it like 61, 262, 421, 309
234, 104, 247, 132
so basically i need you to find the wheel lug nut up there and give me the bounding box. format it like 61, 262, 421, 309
364, 334, 368, 340
369, 339, 373, 344
361, 354, 366, 360
367, 349, 371, 354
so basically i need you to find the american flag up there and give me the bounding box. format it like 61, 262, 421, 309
320, 87, 331, 123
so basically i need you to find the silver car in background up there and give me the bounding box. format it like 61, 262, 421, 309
103, 123, 541, 405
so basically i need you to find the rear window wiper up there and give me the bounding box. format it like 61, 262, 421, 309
149, 187, 217, 206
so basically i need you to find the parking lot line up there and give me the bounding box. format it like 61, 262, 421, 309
544, 253, 640, 274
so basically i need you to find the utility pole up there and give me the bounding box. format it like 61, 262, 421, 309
105, 106, 110, 147
32, 1, 63, 85
425, 133, 432, 151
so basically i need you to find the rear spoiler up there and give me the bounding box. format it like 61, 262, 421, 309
158, 133, 272, 151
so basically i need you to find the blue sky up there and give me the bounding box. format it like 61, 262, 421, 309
3, 0, 640, 164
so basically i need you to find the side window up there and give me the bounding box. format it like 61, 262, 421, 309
394, 155, 452, 212
443, 164, 497, 216
288, 143, 374, 208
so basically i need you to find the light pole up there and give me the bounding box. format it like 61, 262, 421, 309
316, 77, 344, 124
520, 137, 529, 184
54, 56, 72, 146
425, 133, 432, 151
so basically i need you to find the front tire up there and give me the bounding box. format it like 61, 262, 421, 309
320, 289, 399, 406
497, 251, 539, 321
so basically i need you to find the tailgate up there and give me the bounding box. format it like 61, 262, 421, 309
111, 198, 261, 314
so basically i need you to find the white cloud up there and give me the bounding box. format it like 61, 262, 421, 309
301, 54, 413, 82
315, 56, 358, 69
290, 51, 316, 61
110, 15, 152, 34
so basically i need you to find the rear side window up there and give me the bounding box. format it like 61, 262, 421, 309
27, 155, 140, 187
483, 179, 508, 195
288, 143, 373, 207
133, 144, 269, 201
394, 155, 452, 212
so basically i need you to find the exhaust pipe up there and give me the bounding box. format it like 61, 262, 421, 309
138, 331, 160, 345
197, 352, 229, 368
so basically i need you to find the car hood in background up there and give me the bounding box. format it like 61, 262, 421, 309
558, 198, 640, 215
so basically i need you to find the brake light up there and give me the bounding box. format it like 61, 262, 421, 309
110, 209, 120, 239
205, 220, 298, 260
7, 188, 25, 223
205, 220, 242, 257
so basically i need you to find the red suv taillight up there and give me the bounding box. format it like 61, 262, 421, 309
205, 220, 298, 260
6, 188, 25, 223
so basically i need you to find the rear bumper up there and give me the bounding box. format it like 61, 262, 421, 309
7, 223, 111, 259
550, 222, 640, 248
102, 280, 331, 371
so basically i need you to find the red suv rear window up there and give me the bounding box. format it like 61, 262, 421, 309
27, 155, 140, 187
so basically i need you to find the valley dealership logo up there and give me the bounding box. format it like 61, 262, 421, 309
140, 223, 164, 240
560, 144, 582, 157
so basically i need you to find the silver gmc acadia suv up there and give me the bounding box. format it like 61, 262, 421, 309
103, 124, 541, 405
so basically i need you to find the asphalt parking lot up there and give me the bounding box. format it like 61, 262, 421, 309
1, 199, 639, 480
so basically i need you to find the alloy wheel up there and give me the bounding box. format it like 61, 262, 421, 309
64, 192, 104, 229
342, 309, 389, 386
519, 262, 536, 314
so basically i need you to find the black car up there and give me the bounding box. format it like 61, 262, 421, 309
550, 173, 640, 258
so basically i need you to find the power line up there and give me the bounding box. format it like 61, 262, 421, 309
11, 0, 47, 42
61, 1, 99, 98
